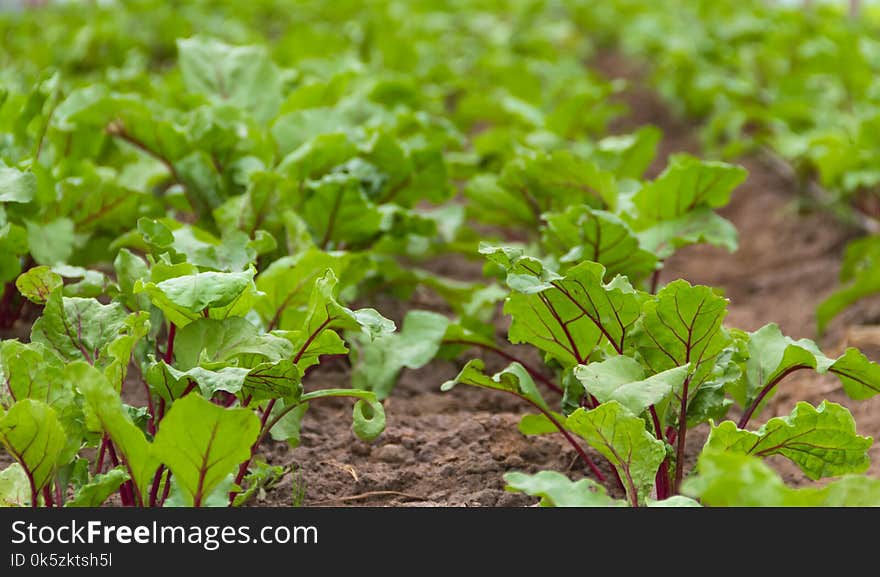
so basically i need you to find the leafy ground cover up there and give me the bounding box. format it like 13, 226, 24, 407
2, 0, 880, 507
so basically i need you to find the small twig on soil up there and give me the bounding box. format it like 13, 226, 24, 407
309, 491, 427, 505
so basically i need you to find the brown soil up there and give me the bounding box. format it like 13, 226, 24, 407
241, 55, 880, 506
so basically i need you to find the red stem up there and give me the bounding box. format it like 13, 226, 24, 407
42, 486, 54, 508
95, 435, 109, 475
107, 441, 135, 506
738, 365, 811, 428
164, 323, 176, 364
649, 405, 670, 500
229, 399, 277, 504
672, 376, 692, 494
148, 466, 165, 507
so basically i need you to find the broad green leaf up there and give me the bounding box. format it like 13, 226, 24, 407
542, 206, 657, 281
0, 400, 65, 495
26, 219, 74, 266
101, 312, 150, 391
485, 246, 643, 366
518, 411, 568, 435
243, 360, 302, 403
636, 280, 730, 394
504, 471, 625, 507
593, 126, 661, 180
575, 358, 688, 416
174, 317, 293, 369
78, 363, 158, 503
31, 289, 130, 365
728, 323, 827, 411
351, 310, 450, 400
441, 360, 551, 413
684, 449, 880, 507
153, 394, 260, 507
636, 209, 738, 259
65, 468, 129, 507
707, 401, 871, 479
828, 347, 880, 401
0, 463, 30, 507
113, 249, 150, 310
631, 154, 747, 226
147, 362, 249, 400
15, 266, 62, 304
177, 37, 282, 122
567, 402, 665, 506
134, 268, 259, 327
0, 167, 36, 203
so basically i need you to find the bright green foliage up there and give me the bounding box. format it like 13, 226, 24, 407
567, 402, 666, 506
153, 394, 260, 507
0, 400, 66, 499
706, 402, 872, 480
504, 471, 625, 507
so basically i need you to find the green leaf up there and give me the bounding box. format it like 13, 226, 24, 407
302, 172, 383, 249
65, 468, 129, 507
153, 394, 260, 507
351, 310, 450, 400
26, 218, 75, 265
574, 357, 688, 416
441, 359, 551, 413
174, 317, 293, 369
567, 402, 665, 506
0, 400, 66, 495
177, 37, 282, 122
541, 206, 657, 281
284, 270, 394, 369
31, 289, 131, 365
134, 268, 259, 327
15, 266, 64, 305
683, 449, 880, 506
636, 209, 738, 260
828, 347, 880, 401
0, 463, 30, 507
706, 402, 871, 480
78, 363, 159, 503
636, 280, 730, 394
504, 471, 625, 507
485, 246, 644, 367
593, 126, 661, 180
0, 167, 37, 203
518, 412, 568, 435
728, 323, 828, 411
631, 154, 747, 226
267, 401, 310, 446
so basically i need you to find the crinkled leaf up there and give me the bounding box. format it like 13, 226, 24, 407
567, 402, 665, 506
31, 289, 130, 365
153, 394, 260, 507
174, 317, 292, 370
504, 471, 625, 507
707, 402, 871, 480
352, 310, 449, 400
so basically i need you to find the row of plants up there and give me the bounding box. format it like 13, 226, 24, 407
571, 0, 880, 334
1, 0, 879, 507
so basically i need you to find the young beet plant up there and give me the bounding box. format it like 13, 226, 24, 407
443, 245, 880, 506
0, 219, 391, 507
428, 136, 880, 506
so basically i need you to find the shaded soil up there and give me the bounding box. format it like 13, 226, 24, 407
244, 55, 880, 506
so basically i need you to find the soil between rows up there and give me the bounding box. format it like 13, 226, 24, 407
246, 55, 880, 506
